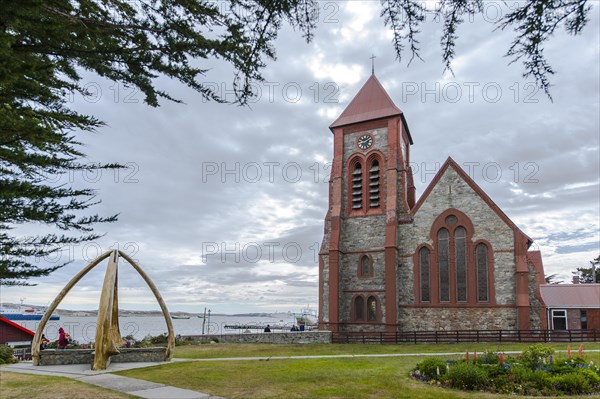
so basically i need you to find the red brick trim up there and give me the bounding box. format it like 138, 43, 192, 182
515, 231, 532, 330
428, 208, 475, 241
340, 119, 389, 135
318, 254, 324, 325
343, 289, 386, 293
341, 249, 385, 255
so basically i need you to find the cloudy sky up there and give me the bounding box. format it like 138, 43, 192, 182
4, 1, 599, 314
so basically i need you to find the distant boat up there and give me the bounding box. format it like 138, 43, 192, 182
171, 314, 190, 319
295, 305, 318, 327
0, 300, 59, 321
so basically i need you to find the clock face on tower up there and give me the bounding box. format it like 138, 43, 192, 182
357, 134, 373, 150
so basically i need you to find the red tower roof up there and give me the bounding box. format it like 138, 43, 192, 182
330, 74, 403, 129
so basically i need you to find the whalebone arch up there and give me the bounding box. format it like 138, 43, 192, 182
31, 250, 175, 370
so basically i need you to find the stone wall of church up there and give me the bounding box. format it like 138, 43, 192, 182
397, 253, 415, 304
342, 128, 388, 162
339, 322, 387, 333
339, 214, 387, 324
528, 262, 545, 330
397, 307, 518, 331
340, 216, 386, 251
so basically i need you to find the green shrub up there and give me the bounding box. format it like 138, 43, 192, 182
0, 345, 16, 364
551, 372, 591, 395
414, 357, 448, 380
150, 333, 168, 344
411, 348, 600, 396
477, 350, 500, 365
529, 369, 551, 389
519, 344, 554, 370
576, 368, 600, 387
447, 362, 488, 390
509, 365, 534, 384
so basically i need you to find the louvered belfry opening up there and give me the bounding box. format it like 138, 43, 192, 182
352, 162, 362, 209
369, 159, 380, 208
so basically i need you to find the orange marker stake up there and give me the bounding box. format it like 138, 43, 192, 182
567, 344, 572, 359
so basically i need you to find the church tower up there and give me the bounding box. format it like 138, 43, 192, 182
319, 74, 414, 333
318, 74, 547, 334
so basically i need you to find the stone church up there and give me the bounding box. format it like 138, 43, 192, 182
318, 74, 547, 333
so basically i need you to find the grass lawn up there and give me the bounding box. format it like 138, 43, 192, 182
116, 343, 600, 399
0, 371, 137, 399
173, 341, 600, 359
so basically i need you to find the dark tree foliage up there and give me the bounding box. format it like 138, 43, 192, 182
0, 0, 317, 285
544, 273, 563, 284
381, 0, 592, 99
572, 256, 600, 283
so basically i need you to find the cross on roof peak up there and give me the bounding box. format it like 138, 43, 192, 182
370, 54, 376, 75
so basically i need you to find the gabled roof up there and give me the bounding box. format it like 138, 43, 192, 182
412, 157, 531, 243
329, 74, 403, 129
0, 317, 35, 336
540, 284, 600, 308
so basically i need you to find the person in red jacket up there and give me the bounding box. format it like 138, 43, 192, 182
58, 328, 68, 349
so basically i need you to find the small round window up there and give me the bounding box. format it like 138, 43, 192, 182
445, 215, 458, 225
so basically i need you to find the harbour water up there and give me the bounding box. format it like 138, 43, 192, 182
13, 314, 299, 344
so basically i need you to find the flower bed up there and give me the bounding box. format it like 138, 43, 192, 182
411, 344, 600, 396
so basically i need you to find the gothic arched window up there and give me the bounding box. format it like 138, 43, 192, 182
354, 296, 364, 321
415, 211, 496, 305
367, 296, 378, 321
476, 243, 489, 302
455, 226, 467, 302
419, 247, 430, 302
360, 255, 370, 277
438, 228, 450, 302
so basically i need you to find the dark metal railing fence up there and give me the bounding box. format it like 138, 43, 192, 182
332, 329, 599, 344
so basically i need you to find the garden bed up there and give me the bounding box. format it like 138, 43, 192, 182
411, 344, 600, 396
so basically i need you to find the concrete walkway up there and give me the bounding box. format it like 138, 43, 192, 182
1, 361, 225, 399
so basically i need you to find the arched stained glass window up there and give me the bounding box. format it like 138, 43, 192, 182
354, 296, 364, 321
419, 247, 430, 302
455, 227, 467, 302
476, 243, 489, 302
438, 228, 450, 302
